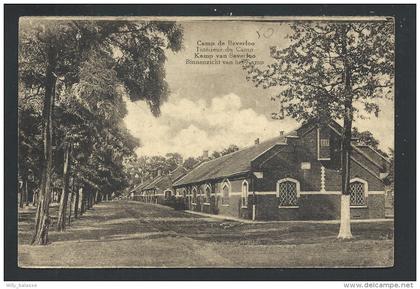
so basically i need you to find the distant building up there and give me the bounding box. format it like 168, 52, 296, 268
130, 178, 152, 201
172, 120, 391, 221
133, 166, 188, 204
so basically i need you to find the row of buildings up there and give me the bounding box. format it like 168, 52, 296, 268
131, 120, 391, 221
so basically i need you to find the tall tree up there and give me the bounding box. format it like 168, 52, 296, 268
19, 19, 183, 244
243, 21, 394, 239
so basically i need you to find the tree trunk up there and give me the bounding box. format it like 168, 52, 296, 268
87, 192, 91, 209
86, 191, 90, 209
25, 180, 29, 206
18, 177, 24, 208
95, 190, 100, 204
67, 178, 75, 225
57, 143, 71, 231
32, 190, 38, 206
80, 187, 86, 215
31, 45, 57, 245
337, 33, 353, 239
19, 189, 24, 209
74, 186, 80, 219
68, 186, 74, 226
84, 188, 89, 211
58, 190, 63, 204
90, 192, 94, 208
86, 191, 91, 210
338, 110, 353, 239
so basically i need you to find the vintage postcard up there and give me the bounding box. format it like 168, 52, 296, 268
16, 15, 395, 269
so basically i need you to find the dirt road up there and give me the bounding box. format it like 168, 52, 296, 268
18, 200, 394, 268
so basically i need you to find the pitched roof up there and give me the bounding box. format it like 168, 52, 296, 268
326, 120, 389, 168
173, 133, 290, 187
169, 166, 188, 181
143, 175, 165, 190
356, 145, 391, 165
143, 166, 188, 192
130, 178, 153, 193
173, 119, 390, 187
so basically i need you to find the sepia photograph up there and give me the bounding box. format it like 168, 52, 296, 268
3, 4, 416, 283
15, 15, 396, 268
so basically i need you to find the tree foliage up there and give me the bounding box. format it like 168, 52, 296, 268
352, 127, 389, 158
18, 18, 183, 244
127, 152, 184, 183
183, 157, 200, 171
243, 21, 394, 122
210, 144, 239, 159
19, 19, 183, 114
128, 144, 240, 186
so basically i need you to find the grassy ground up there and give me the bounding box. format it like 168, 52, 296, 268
18, 200, 394, 268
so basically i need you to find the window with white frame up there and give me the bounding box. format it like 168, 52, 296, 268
277, 178, 300, 207
164, 190, 172, 199
192, 187, 197, 203
301, 162, 311, 170
349, 179, 368, 207
241, 180, 249, 207
186, 189, 191, 204
199, 188, 204, 202
320, 138, 330, 147
221, 181, 230, 205
205, 185, 211, 203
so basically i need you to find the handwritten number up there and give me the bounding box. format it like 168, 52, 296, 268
264, 28, 274, 38
257, 27, 274, 39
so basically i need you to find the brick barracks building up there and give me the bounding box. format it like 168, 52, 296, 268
132, 166, 187, 204
168, 120, 391, 221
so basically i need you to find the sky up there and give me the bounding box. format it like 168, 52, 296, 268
123, 20, 394, 158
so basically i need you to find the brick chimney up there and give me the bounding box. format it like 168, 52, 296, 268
202, 150, 209, 160
254, 138, 260, 145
